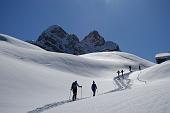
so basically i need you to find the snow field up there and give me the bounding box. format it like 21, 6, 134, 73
1, 34, 169, 113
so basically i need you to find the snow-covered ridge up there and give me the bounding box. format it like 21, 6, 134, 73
155, 52, 170, 64
0, 34, 43, 50
0, 34, 154, 78
3, 34, 170, 113
155, 52, 170, 58
81, 52, 154, 66
140, 60, 170, 81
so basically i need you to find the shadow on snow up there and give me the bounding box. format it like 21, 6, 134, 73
27, 72, 134, 113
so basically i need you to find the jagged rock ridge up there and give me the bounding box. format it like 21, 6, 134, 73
35, 25, 120, 55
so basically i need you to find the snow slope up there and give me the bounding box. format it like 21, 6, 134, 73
2, 34, 169, 113
45, 61, 170, 113
0, 34, 43, 50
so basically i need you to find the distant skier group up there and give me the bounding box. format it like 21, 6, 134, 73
71, 80, 97, 101
116, 65, 141, 80
116, 70, 124, 79
70, 65, 142, 101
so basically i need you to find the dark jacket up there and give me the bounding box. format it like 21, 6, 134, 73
71, 81, 81, 91
91, 83, 97, 91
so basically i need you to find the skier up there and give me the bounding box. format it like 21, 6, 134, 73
117, 70, 120, 79
91, 81, 97, 96
121, 70, 124, 79
129, 66, 132, 72
71, 81, 82, 101
139, 65, 141, 70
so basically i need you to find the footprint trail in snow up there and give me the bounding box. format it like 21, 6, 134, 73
27, 72, 134, 113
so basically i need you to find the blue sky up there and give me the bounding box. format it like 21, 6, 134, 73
0, 0, 170, 62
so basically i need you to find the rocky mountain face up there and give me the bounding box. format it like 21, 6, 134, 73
35, 25, 120, 55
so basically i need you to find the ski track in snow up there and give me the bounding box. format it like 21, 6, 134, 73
1, 34, 164, 113
27, 72, 134, 113
27, 97, 92, 113
137, 71, 147, 84
27, 100, 71, 113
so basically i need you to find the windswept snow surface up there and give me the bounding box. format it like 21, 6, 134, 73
46, 61, 170, 113
2, 34, 169, 113
0, 34, 43, 50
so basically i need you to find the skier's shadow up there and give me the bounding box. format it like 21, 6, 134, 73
27, 72, 133, 113
27, 100, 72, 113
27, 97, 91, 113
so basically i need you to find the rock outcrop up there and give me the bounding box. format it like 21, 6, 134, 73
35, 25, 120, 55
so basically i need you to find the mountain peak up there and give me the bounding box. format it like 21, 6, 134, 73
35, 25, 120, 54
82, 30, 105, 46
44, 25, 67, 38
89, 30, 99, 35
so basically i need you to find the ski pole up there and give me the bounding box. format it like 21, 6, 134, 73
81, 87, 82, 99
69, 89, 71, 100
